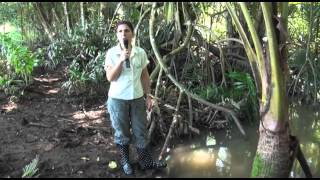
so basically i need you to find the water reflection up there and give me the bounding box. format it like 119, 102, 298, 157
216, 147, 231, 176
289, 104, 320, 178
165, 145, 231, 177
164, 124, 258, 178
162, 104, 319, 178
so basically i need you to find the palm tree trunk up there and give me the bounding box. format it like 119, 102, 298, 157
252, 126, 290, 177
251, 2, 291, 177
226, 2, 294, 177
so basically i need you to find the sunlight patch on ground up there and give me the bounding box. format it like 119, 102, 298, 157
72, 111, 86, 119
72, 109, 105, 121
0, 22, 16, 33
34, 77, 60, 83
46, 88, 60, 94
0, 101, 17, 112
92, 119, 103, 124
83, 110, 105, 119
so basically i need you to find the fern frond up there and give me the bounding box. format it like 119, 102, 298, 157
22, 155, 39, 178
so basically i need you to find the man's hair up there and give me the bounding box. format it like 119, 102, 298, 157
116, 20, 134, 33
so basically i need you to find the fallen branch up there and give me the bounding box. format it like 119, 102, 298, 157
84, 126, 111, 133
158, 115, 177, 161
28, 122, 52, 128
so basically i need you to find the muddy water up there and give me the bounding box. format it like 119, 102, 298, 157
159, 104, 320, 178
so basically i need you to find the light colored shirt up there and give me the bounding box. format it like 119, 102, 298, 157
104, 44, 149, 100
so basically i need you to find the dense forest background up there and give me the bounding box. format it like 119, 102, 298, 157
0, 2, 319, 178
1, 2, 319, 110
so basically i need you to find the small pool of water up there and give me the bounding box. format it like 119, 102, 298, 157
158, 104, 320, 178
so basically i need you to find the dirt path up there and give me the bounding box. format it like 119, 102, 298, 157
0, 65, 165, 178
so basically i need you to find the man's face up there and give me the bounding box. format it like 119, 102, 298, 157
117, 24, 133, 45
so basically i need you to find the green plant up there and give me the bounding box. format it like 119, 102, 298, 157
22, 155, 39, 178
0, 75, 23, 95
0, 31, 38, 95
193, 84, 221, 103
192, 71, 259, 123
44, 39, 69, 70
227, 71, 259, 123
56, 19, 112, 95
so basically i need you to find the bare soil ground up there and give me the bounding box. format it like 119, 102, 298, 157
0, 64, 166, 178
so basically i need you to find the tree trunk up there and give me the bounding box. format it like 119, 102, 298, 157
80, 2, 85, 29
252, 127, 291, 177
19, 4, 24, 41
33, 2, 54, 42
62, 2, 71, 36
251, 2, 291, 177
52, 7, 61, 31
99, 2, 106, 21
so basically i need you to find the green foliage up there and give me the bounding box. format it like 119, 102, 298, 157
228, 71, 258, 123
193, 2, 228, 40
44, 39, 70, 70
287, 2, 320, 103
62, 60, 89, 95
120, 2, 141, 24
288, 3, 318, 43
289, 48, 307, 68
57, 18, 113, 95
0, 75, 24, 95
192, 71, 258, 123
192, 84, 221, 103
0, 3, 20, 25
0, 31, 38, 95
22, 155, 39, 178
0, 3, 40, 46
227, 72, 256, 100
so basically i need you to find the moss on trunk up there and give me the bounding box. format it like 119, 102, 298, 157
251, 128, 291, 177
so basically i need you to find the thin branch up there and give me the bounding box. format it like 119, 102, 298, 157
150, 2, 193, 82
149, 2, 246, 137
226, 3, 261, 94
107, 2, 121, 34
158, 90, 184, 160
134, 7, 151, 39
